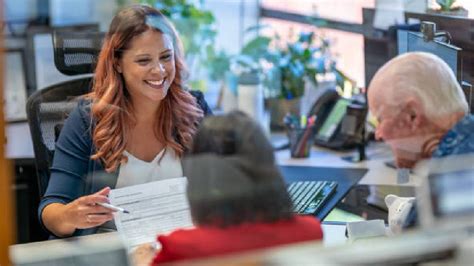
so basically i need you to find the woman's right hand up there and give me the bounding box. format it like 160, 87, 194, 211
62, 187, 115, 230
42, 187, 116, 237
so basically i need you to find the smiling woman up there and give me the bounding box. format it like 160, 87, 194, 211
38, 4, 213, 239
116, 30, 175, 105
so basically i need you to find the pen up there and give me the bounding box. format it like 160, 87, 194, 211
97, 202, 130, 214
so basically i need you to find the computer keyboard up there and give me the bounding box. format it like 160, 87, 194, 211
287, 180, 338, 215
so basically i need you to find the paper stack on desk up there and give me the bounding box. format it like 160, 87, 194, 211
109, 177, 193, 248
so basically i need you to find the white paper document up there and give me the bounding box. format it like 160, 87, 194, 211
109, 177, 193, 247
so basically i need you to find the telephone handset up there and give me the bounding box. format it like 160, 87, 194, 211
307, 87, 367, 150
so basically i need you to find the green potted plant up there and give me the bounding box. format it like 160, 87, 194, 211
266, 31, 340, 128
427, 0, 468, 17
276, 31, 325, 99
218, 27, 344, 128
217, 27, 279, 113
217, 34, 277, 129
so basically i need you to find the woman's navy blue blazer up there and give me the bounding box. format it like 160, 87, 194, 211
39, 91, 212, 237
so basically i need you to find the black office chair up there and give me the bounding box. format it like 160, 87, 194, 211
52, 30, 104, 75
26, 30, 104, 197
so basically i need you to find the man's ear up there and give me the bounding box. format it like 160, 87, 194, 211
404, 97, 424, 130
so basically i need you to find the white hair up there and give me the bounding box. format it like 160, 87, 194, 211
372, 52, 468, 119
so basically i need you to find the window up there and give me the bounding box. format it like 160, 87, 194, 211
261, 0, 374, 87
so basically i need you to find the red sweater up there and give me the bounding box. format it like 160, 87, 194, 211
152, 216, 323, 264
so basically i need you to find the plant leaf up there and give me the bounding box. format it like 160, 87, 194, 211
241, 36, 272, 56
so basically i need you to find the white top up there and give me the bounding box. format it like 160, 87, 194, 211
115, 147, 183, 188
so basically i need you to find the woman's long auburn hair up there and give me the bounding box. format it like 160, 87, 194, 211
88, 5, 203, 173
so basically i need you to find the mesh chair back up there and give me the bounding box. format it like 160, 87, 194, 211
26, 29, 105, 197
26, 78, 92, 197
52, 30, 105, 76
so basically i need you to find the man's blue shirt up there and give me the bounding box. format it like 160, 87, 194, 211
432, 115, 474, 158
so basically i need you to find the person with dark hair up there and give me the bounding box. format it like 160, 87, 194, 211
186, 111, 294, 227
39, 4, 212, 238
134, 111, 323, 264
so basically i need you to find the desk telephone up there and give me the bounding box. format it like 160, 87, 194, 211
307, 88, 367, 150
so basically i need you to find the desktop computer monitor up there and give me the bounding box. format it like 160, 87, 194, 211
398, 30, 473, 113
397, 30, 462, 82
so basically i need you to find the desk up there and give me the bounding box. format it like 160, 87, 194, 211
186, 227, 473, 266
272, 135, 420, 222
6, 123, 419, 242
5, 127, 442, 265
10, 222, 472, 266
276, 141, 423, 187
9, 225, 347, 265
7, 122, 422, 187
5, 122, 47, 243
10, 232, 129, 266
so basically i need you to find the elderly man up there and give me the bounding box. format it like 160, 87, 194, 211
368, 52, 473, 169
